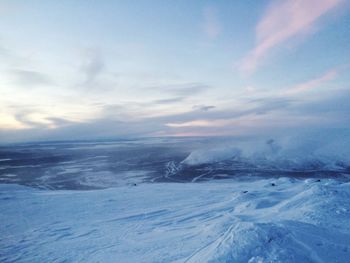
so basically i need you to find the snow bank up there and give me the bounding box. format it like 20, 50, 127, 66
1, 177, 350, 262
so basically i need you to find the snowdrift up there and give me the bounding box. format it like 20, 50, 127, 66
1, 177, 350, 262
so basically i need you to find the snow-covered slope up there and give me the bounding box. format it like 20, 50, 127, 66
1, 177, 350, 262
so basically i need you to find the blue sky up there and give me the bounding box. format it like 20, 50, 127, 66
0, 0, 349, 142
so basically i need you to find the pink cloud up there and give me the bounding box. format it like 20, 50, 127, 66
166, 119, 229, 128
285, 69, 338, 95
240, 0, 343, 74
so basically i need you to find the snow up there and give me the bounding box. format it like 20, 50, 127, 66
1, 177, 350, 262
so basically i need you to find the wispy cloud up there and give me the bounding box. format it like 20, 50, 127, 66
80, 49, 105, 88
285, 69, 338, 95
152, 97, 185, 105
240, 0, 343, 74
12, 109, 75, 129
166, 120, 215, 128
192, 105, 216, 111
163, 88, 350, 135
162, 97, 293, 128
151, 82, 210, 96
9, 69, 53, 88
2, 87, 350, 142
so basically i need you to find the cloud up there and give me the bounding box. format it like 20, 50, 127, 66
240, 0, 343, 74
0, 117, 164, 143
0, 66, 348, 143
151, 82, 209, 96
192, 105, 216, 111
46, 117, 76, 127
291, 88, 350, 117
12, 110, 75, 129
203, 6, 221, 39
249, 97, 294, 115
0, 95, 294, 142
2, 87, 350, 142
81, 49, 105, 88
166, 120, 218, 128
285, 69, 338, 95
152, 97, 185, 105
163, 88, 350, 135
14, 112, 46, 129
9, 69, 53, 88
158, 97, 293, 126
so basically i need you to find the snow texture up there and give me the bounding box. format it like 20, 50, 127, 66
1, 177, 350, 262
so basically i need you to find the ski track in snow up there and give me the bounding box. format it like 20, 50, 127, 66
1, 177, 350, 262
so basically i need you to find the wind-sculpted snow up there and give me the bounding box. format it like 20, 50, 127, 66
1, 178, 350, 262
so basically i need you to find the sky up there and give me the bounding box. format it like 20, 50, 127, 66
0, 0, 349, 142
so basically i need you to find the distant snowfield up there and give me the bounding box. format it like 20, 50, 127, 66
1, 178, 350, 262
